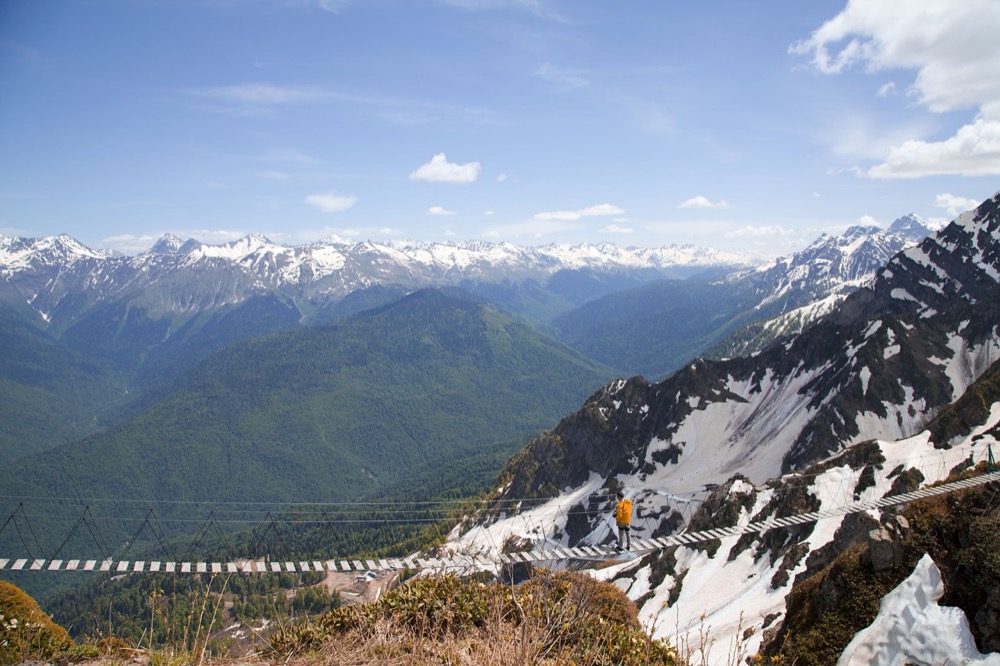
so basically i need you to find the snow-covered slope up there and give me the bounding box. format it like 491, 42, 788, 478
839, 554, 1000, 665
444, 192, 1000, 663
447, 397, 1000, 662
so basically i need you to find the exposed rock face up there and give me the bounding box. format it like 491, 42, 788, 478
866, 512, 911, 573
977, 587, 1000, 652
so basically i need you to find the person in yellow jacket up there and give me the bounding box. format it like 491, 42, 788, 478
614, 491, 632, 551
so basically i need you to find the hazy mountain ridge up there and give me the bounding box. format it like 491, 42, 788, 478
0, 217, 935, 388
553, 215, 935, 379
0, 234, 759, 325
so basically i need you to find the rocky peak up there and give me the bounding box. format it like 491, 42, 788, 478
887, 212, 934, 241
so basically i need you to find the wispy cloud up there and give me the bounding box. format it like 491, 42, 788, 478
534, 203, 624, 221
185, 83, 332, 114
185, 83, 496, 125
437, 0, 548, 14
316, 0, 356, 13
426, 205, 457, 216
305, 193, 358, 212
679, 195, 729, 209
410, 153, 481, 184
533, 62, 588, 91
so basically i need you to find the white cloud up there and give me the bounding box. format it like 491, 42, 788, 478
496, 173, 509, 183
857, 214, 880, 227
533, 203, 624, 221
792, 0, 1000, 178
601, 223, 634, 235
426, 206, 456, 216
877, 81, 896, 97
305, 193, 358, 213
866, 114, 1000, 178
679, 195, 729, 209
579, 203, 624, 216
409, 153, 482, 184
934, 192, 981, 216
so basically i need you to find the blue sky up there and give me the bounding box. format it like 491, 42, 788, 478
2, 0, 999, 257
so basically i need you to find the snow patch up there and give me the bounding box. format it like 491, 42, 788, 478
838, 554, 1000, 665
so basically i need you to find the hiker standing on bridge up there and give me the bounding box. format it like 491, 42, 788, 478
614, 491, 632, 551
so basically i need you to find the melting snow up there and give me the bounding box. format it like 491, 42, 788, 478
839, 554, 1000, 665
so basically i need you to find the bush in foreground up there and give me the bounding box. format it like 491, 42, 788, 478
1, 580, 74, 663
270, 569, 677, 665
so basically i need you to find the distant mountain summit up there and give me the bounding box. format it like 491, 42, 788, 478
749, 214, 935, 308
887, 212, 936, 240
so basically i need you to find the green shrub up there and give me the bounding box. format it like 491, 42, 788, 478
0, 580, 73, 663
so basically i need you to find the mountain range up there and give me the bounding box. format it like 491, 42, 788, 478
0, 213, 933, 380
0, 213, 940, 501
447, 192, 1000, 663
1, 201, 966, 658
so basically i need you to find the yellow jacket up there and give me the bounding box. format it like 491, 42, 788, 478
615, 498, 632, 526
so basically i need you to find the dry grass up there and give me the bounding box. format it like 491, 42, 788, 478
268, 569, 677, 666
285, 615, 559, 665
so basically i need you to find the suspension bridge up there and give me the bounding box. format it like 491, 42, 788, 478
3, 468, 995, 576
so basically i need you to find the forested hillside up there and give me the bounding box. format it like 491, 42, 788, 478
0, 309, 130, 460
0, 290, 617, 573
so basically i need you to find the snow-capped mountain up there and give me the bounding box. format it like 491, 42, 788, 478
745, 214, 931, 310
707, 214, 935, 360
0, 234, 758, 328
444, 194, 1000, 661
